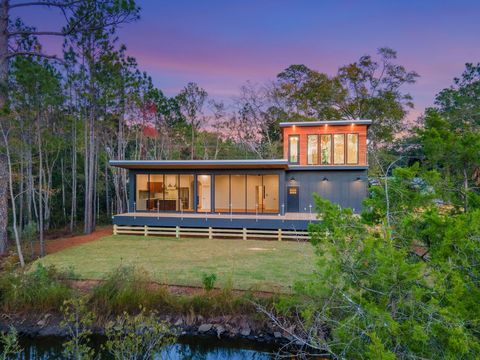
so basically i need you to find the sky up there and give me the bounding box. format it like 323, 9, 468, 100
16, 0, 480, 122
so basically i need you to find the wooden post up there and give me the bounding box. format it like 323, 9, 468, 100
144, 225, 148, 237
243, 228, 247, 240
113, 224, 117, 235
208, 227, 213, 240
278, 229, 282, 241
176, 226, 180, 239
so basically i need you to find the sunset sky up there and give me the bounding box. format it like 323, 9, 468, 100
18, 0, 480, 121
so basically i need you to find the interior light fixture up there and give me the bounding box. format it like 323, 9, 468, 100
322, 177, 328, 182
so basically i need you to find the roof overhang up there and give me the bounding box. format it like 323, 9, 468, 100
287, 165, 369, 171
109, 159, 289, 170
279, 119, 372, 127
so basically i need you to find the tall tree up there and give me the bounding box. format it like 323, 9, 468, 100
272, 48, 419, 151
61, 0, 139, 234
0, 0, 140, 257
177, 82, 207, 160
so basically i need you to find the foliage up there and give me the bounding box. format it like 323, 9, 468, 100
0, 328, 21, 360
434, 62, 480, 128
61, 298, 95, 360
418, 110, 480, 212
272, 48, 418, 147
103, 307, 176, 360
362, 163, 440, 226
0, 263, 71, 312
280, 194, 480, 359
90, 265, 154, 315
201, 272, 217, 292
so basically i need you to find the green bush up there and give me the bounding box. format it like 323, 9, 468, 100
103, 307, 176, 359
201, 273, 217, 292
0, 264, 72, 312
90, 265, 155, 315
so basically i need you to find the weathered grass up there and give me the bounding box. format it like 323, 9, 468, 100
0, 264, 72, 312
37, 235, 315, 292
89, 264, 268, 317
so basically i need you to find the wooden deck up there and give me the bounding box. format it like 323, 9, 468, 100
113, 211, 318, 231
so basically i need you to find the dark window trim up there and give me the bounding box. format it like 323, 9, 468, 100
136, 172, 280, 215
333, 133, 345, 165
346, 133, 359, 165
307, 134, 319, 165
288, 135, 300, 164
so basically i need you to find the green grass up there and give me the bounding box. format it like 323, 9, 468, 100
36, 235, 315, 292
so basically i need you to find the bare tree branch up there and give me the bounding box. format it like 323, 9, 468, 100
7, 50, 64, 63
9, 0, 82, 9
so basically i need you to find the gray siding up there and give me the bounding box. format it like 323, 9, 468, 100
285, 169, 368, 213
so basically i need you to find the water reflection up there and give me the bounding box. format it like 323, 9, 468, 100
17, 335, 275, 359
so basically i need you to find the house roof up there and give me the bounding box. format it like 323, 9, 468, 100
109, 159, 290, 170
279, 119, 372, 127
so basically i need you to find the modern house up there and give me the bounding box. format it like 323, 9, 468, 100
110, 120, 371, 233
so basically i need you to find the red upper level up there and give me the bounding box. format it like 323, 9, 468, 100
280, 120, 371, 166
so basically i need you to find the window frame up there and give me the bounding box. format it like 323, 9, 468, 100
307, 134, 319, 165
346, 133, 359, 165
288, 135, 300, 164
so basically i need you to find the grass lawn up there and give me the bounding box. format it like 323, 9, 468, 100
36, 235, 316, 292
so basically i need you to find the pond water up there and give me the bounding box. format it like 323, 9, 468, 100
16, 335, 278, 359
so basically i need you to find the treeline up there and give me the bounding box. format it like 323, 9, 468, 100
269, 64, 480, 359
0, 0, 422, 261
1, 0, 477, 264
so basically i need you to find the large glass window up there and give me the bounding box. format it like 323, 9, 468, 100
197, 175, 211, 212
246, 175, 263, 213
347, 133, 359, 164
231, 175, 246, 212
179, 175, 194, 212
307, 135, 318, 165
164, 174, 178, 211
135, 174, 149, 211
289, 135, 299, 163
148, 174, 164, 210
320, 135, 332, 165
214, 175, 230, 213
262, 175, 279, 213
333, 134, 345, 164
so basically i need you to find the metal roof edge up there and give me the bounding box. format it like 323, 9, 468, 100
279, 120, 372, 127
109, 159, 288, 165
287, 165, 369, 171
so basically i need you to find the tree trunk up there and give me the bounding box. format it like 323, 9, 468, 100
37, 116, 45, 257
0, 153, 7, 254
0, 0, 9, 255
70, 114, 77, 232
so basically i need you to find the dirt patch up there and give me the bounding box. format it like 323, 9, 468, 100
41, 227, 112, 255
67, 279, 276, 298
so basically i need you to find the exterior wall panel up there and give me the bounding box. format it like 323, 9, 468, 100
285, 169, 368, 213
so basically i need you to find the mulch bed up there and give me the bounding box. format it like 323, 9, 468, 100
42, 227, 112, 255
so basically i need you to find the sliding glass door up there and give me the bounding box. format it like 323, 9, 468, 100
135, 173, 194, 212
197, 175, 211, 212
135, 173, 279, 214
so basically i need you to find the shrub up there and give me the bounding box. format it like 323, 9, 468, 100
201, 273, 217, 292
103, 307, 176, 359
90, 265, 154, 315
0, 264, 72, 312
0, 327, 21, 359
61, 298, 95, 360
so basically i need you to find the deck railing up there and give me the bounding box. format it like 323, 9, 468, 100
113, 224, 309, 241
